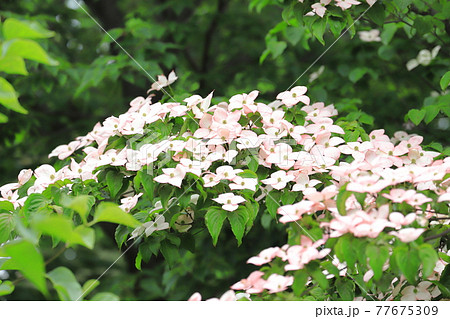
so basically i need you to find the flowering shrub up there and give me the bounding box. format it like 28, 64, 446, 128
0, 70, 449, 301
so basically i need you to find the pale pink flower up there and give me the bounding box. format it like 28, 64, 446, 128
127, 96, 146, 113
119, 193, 143, 213
149, 70, 177, 92
438, 192, 450, 202
311, 0, 332, 18
389, 228, 425, 243
229, 176, 258, 192
67, 159, 96, 180
120, 116, 145, 135
335, 0, 361, 10
276, 86, 310, 107
358, 30, 381, 42
228, 90, 259, 114
261, 110, 285, 128
231, 271, 266, 293
179, 158, 204, 177
188, 292, 202, 301
203, 173, 220, 187
393, 136, 423, 156
48, 140, 81, 160
34, 164, 63, 187
284, 236, 330, 271
0, 189, 20, 209
261, 170, 295, 190
236, 130, 262, 150
154, 165, 186, 188
401, 282, 432, 301
383, 189, 417, 203
18, 169, 32, 185
263, 274, 294, 294
291, 173, 321, 193
215, 165, 243, 181
277, 200, 315, 223
98, 149, 127, 167
247, 247, 281, 266
212, 193, 246, 211
389, 212, 416, 229
206, 145, 238, 164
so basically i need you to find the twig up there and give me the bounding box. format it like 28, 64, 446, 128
424, 229, 450, 242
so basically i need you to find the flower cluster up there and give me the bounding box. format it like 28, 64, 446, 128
300, 0, 377, 18
1, 70, 449, 302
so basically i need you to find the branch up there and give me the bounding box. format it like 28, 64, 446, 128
424, 229, 450, 242
199, 0, 228, 89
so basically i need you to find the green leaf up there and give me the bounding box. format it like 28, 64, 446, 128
90, 292, 120, 301
328, 17, 345, 38
424, 105, 440, 124
204, 206, 227, 246
0, 77, 28, 114
281, 190, 298, 205
3, 18, 55, 40
0, 240, 47, 295
93, 202, 142, 228
366, 245, 389, 281
336, 186, 352, 215
407, 109, 426, 126
22, 193, 50, 213
0, 213, 15, 244
306, 262, 329, 290
74, 226, 95, 250
61, 195, 95, 223
0, 112, 7, 123
440, 71, 450, 91
439, 264, 450, 297
31, 214, 93, 248
46, 266, 83, 301
227, 206, 249, 246
2, 39, 59, 66
367, 2, 385, 26
285, 26, 304, 46
381, 23, 398, 45
394, 245, 421, 284
335, 278, 355, 301
335, 235, 356, 271
413, 15, 434, 35
106, 170, 124, 199
81, 279, 100, 298
140, 171, 155, 201
0, 55, 28, 75
0, 201, 14, 211
267, 38, 287, 59
292, 270, 309, 295
0, 280, 14, 296
265, 191, 280, 219
312, 17, 327, 45
418, 244, 438, 278
160, 240, 180, 269
238, 169, 258, 179
397, 0, 413, 10
247, 156, 259, 172
349, 67, 368, 83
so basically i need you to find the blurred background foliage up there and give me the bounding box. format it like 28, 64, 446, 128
0, 0, 449, 300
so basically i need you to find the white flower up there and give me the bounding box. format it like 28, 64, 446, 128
358, 29, 381, 42
148, 70, 178, 92
129, 213, 169, 239
406, 46, 441, 71
400, 281, 432, 301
